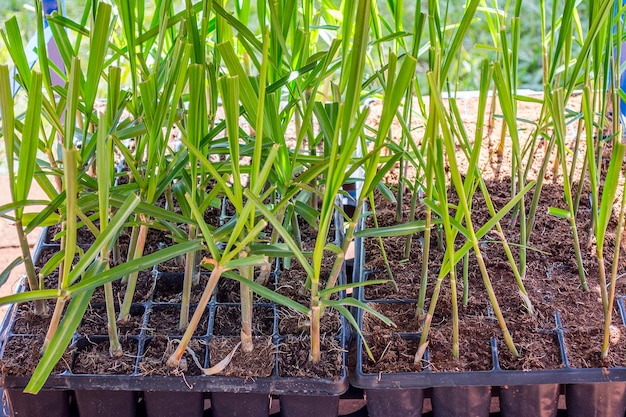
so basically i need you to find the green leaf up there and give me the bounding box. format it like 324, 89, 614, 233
108, 195, 193, 225
248, 243, 312, 258
323, 243, 342, 255
39, 249, 66, 278
597, 142, 626, 246
355, 220, 428, 238
547, 207, 572, 219
222, 270, 309, 315
330, 303, 376, 361
15, 71, 43, 211
25, 267, 100, 394
22, 212, 61, 228
244, 190, 314, 277
294, 200, 320, 228
0, 289, 61, 307
0, 257, 23, 287
0, 65, 15, 189
1, 17, 31, 88
84, 2, 112, 114
319, 279, 388, 298
223, 255, 268, 269
323, 298, 394, 326
66, 194, 141, 285
67, 240, 203, 296
439, 181, 536, 277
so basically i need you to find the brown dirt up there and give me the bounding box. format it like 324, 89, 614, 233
209, 336, 275, 377
72, 337, 137, 375
152, 273, 209, 303
277, 307, 341, 336
91, 269, 155, 304
147, 305, 208, 337
278, 336, 344, 379
215, 272, 274, 303
361, 334, 422, 374
138, 336, 205, 376
360, 94, 626, 374
0, 335, 72, 376
213, 305, 275, 336
11, 301, 54, 334
78, 304, 144, 336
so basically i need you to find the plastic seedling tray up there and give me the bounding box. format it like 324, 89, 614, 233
0, 228, 350, 417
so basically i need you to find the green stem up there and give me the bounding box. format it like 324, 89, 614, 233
15, 220, 46, 315
121, 224, 140, 285
168, 263, 224, 367
240, 252, 254, 353
180, 225, 197, 330
462, 252, 469, 306
104, 280, 122, 356
450, 270, 459, 358
602, 177, 626, 358
119, 218, 148, 322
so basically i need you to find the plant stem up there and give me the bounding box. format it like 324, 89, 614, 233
602, 176, 626, 358
180, 224, 197, 329
119, 216, 148, 322
104, 280, 122, 356
462, 252, 469, 305
239, 252, 254, 352
15, 220, 46, 314
310, 301, 321, 362
168, 262, 225, 367
121, 225, 140, 285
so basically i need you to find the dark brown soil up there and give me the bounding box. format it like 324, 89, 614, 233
11, 301, 54, 334
277, 307, 341, 336
91, 269, 155, 304
213, 305, 275, 336
147, 305, 208, 337
78, 304, 144, 336
45, 222, 98, 245
152, 273, 209, 303
278, 336, 343, 379
215, 273, 273, 303
209, 336, 275, 377
361, 334, 422, 374
155, 248, 210, 274
138, 336, 205, 376
215, 278, 241, 303
72, 337, 137, 375
362, 302, 421, 333
361, 115, 626, 373
0, 335, 72, 376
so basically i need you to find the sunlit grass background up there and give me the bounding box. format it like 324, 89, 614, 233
0, 0, 551, 91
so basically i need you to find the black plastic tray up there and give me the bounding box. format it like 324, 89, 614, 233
1, 237, 349, 396
350, 232, 626, 389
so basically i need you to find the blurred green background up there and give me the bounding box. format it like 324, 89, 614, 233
0, 0, 549, 91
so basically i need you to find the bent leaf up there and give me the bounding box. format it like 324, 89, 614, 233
0, 257, 23, 287
355, 220, 428, 238
223, 270, 309, 315
197, 341, 240, 376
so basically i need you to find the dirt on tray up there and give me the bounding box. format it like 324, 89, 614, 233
278, 336, 344, 379
360, 94, 626, 374
209, 336, 275, 377
0, 335, 72, 376
72, 337, 137, 375
213, 305, 275, 336
147, 305, 209, 337
139, 336, 205, 377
